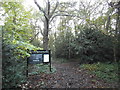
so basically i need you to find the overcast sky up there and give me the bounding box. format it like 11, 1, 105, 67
23, 0, 80, 11
23, 0, 115, 11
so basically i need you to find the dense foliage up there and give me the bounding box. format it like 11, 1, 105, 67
55, 17, 76, 59
55, 29, 74, 59
75, 27, 114, 63
55, 26, 116, 63
53, 0, 120, 63
1, 2, 39, 88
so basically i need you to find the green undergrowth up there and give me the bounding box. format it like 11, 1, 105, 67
28, 64, 56, 75
80, 62, 119, 83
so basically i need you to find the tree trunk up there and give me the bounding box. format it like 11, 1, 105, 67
43, 18, 49, 50
114, 7, 120, 62
113, 45, 116, 62
106, 15, 111, 33
68, 37, 71, 59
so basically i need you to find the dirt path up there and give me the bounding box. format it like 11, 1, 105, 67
26, 61, 118, 88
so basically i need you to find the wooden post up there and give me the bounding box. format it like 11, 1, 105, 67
49, 50, 52, 72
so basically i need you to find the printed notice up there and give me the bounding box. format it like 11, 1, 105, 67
43, 54, 49, 62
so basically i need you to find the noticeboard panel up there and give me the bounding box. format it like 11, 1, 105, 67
28, 54, 43, 64
43, 54, 49, 62
28, 50, 50, 64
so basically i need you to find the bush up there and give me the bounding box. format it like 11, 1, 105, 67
2, 40, 38, 88
28, 64, 56, 75
2, 43, 26, 88
80, 62, 118, 82
75, 27, 113, 63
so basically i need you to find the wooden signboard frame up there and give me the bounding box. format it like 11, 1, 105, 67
26, 50, 51, 77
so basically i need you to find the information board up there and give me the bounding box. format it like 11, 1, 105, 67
29, 54, 43, 64
26, 50, 51, 77
28, 50, 51, 64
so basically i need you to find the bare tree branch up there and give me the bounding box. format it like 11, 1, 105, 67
38, 26, 44, 36
30, 32, 39, 43
50, 13, 81, 22
34, 0, 49, 19
49, 1, 59, 18
89, 2, 102, 15
47, 0, 50, 16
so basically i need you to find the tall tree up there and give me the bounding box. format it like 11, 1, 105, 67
34, 0, 59, 50
34, 0, 77, 50
108, 1, 120, 62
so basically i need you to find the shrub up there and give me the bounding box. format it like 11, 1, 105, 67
2, 40, 38, 88
80, 62, 118, 82
75, 27, 113, 63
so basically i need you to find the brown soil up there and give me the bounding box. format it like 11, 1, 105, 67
24, 61, 119, 88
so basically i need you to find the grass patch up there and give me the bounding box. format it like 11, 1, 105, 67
80, 62, 119, 83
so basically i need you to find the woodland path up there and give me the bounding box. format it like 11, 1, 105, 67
26, 61, 118, 88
